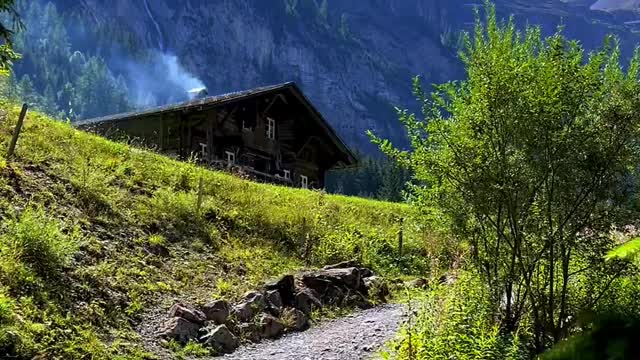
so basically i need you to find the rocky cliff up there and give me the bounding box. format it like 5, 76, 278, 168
50, 0, 640, 152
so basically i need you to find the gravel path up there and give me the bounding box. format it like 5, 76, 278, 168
223, 304, 405, 360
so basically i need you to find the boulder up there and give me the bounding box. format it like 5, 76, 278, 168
201, 325, 239, 354
169, 303, 207, 325
232, 291, 266, 322
282, 307, 309, 331
259, 313, 285, 339
158, 317, 201, 344
322, 260, 362, 270
303, 267, 362, 290
323, 261, 373, 278
363, 276, 390, 302
345, 292, 372, 309
202, 300, 230, 324
266, 290, 283, 312
264, 275, 295, 306
294, 288, 322, 315
405, 278, 428, 289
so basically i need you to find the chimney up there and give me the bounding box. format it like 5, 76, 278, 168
188, 87, 208, 100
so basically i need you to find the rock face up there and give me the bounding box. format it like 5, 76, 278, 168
52, 0, 640, 155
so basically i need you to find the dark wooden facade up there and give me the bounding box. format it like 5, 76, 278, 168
75, 83, 357, 189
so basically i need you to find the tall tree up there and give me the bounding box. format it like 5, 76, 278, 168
371, 2, 640, 352
0, 0, 21, 76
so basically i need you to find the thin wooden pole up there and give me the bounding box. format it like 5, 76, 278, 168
196, 175, 204, 215
398, 217, 404, 257
302, 217, 311, 267
7, 104, 28, 159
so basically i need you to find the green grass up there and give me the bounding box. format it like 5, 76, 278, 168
0, 100, 429, 359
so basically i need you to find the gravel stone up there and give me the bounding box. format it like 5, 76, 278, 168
222, 304, 405, 360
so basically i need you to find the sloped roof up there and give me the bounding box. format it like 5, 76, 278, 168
75, 82, 356, 166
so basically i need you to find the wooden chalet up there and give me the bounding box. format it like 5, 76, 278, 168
75, 82, 357, 189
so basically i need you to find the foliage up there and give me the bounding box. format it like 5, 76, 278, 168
326, 153, 411, 201
371, 1, 640, 353
606, 237, 640, 263
383, 272, 529, 360
5, 0, 132, 119
542, 311, 640, 360
0, 0, 21, 76
0, 206, 79, 291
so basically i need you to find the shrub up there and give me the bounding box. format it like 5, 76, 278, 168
383, 272, 529, 360
0, 206, 79, 291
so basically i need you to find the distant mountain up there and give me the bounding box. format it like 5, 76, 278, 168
24, 1, 640, 153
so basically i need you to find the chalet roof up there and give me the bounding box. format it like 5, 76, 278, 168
75, 82, 356, 166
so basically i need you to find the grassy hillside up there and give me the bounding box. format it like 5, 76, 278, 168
0, 101, 428, 359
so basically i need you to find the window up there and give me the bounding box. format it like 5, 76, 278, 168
300, 175, 308, 189
267, 117, 276, 140
283, 170, 291, 180
225, 151, 235, 166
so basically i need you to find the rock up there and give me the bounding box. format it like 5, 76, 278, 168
304, 279, 346, 306
323, 261, 373, 278
238, 322, 261, 343
364, 276, 390, 302
266, 290, 283, 312
282, 307, 309, 331
345, 292, 372, 309
169, 303, 207, 325
322, 260, 362, 270
233, 292, 266, 322
201, 325, 239, 354
158, 317, 201, 344
202, 300, 230, 324
146, 243, 170, 257
264, 275, 295, 306
303, 267, 362, 290
259, 313, 285, 338
406, 278, 428, 289
295, 288, 322, 315
232, 302, 254, 322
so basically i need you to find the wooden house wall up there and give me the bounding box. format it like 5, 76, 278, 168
86, 90, 348, 189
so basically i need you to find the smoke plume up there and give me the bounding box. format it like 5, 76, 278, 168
119, 51, 206, 108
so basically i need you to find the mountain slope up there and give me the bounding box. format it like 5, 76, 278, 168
23, 0, 640, 154
0, 101, 426, 359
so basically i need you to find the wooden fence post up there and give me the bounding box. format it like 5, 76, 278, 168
7, 104, 28, 159
398, 217, 404, 257
302, 217, 312, 267
196, 175, 204, 215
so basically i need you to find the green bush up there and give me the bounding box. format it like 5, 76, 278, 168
0, 206, 79, 291
543, 311, 640, 360
383, 272, 529, 360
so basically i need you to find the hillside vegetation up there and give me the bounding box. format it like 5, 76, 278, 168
0, 101, 427, 359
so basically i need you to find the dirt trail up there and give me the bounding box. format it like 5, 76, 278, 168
222, 304, 405, 360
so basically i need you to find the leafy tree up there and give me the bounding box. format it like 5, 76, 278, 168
371, 2, 640, 352
0, 0, 21, 76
